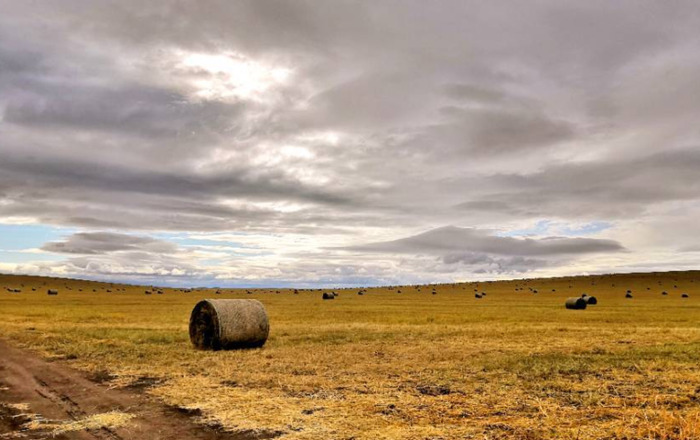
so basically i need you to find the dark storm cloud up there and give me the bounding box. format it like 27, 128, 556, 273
344, 226, 624, 257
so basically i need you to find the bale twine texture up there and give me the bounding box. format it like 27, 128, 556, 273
189, 299, 269, 350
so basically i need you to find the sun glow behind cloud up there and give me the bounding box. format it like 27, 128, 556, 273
178, 51, 291, 102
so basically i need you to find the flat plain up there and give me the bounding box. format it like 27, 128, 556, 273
0, 271, 699, 439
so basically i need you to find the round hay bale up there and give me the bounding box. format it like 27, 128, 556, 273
47, 289, 58, 296
322, 292, 334, 300
682, 293, 689, 298
565, 297, 587, 310
474, 293, 482, 299
662, 291, 668, 296
625, 292, 633, 298
189, 299, 269, 350
584, 295, 597, 305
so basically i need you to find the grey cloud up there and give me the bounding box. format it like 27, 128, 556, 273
344, 226, 625, 256
42, 232, 178, 255
442, 84, 505, 103
433, 108, 576, 154
457, 148, 700, 219
3, 84, 245, 141
0, 152, 356, 208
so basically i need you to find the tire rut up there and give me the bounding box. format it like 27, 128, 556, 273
32, 377, 123, 440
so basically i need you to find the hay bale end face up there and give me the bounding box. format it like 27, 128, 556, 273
584, 295, 597, 305
189, 299, 269, 350
322, 292, 334, 300
565, 297, 587, 310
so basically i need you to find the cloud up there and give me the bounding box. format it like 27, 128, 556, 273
41, 232, 178, 255
1, 1, 700, 285
432, 108, 576, 155
344, 226, 624, 257
456, 148, 700, 219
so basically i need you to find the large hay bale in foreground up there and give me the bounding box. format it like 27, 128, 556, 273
565, 297, 587, 310
189, 299, 269, 350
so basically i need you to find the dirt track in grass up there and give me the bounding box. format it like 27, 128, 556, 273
0, 339, 276, 440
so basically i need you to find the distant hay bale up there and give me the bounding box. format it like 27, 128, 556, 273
565, 297, 587, 310
582, 295, 597, 305
322, 292, 334, 300
189, 299, 269, 350
144, 290, 152, 295
682, 293, 689, 298
662, 291, 668, 296
625, 292, 633, 298
474, 293, 482, 299
47, 289, 58, 296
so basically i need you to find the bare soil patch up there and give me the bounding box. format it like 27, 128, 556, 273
0, 340, 272, 440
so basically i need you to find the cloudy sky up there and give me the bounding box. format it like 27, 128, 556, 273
1, 1, 700, 287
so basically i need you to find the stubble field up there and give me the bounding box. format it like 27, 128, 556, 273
1, 271, 699, 439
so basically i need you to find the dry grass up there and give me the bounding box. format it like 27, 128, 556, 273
1, 272, 699, 439
24, 410, 135, 435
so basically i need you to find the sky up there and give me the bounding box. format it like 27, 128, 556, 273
1, 1, 700, 287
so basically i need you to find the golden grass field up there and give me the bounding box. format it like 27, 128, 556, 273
1, 271, 699, 440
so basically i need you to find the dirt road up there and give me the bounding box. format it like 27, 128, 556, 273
0, 340, 264, 440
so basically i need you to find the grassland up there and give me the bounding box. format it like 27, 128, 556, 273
1, 271, 699, 439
